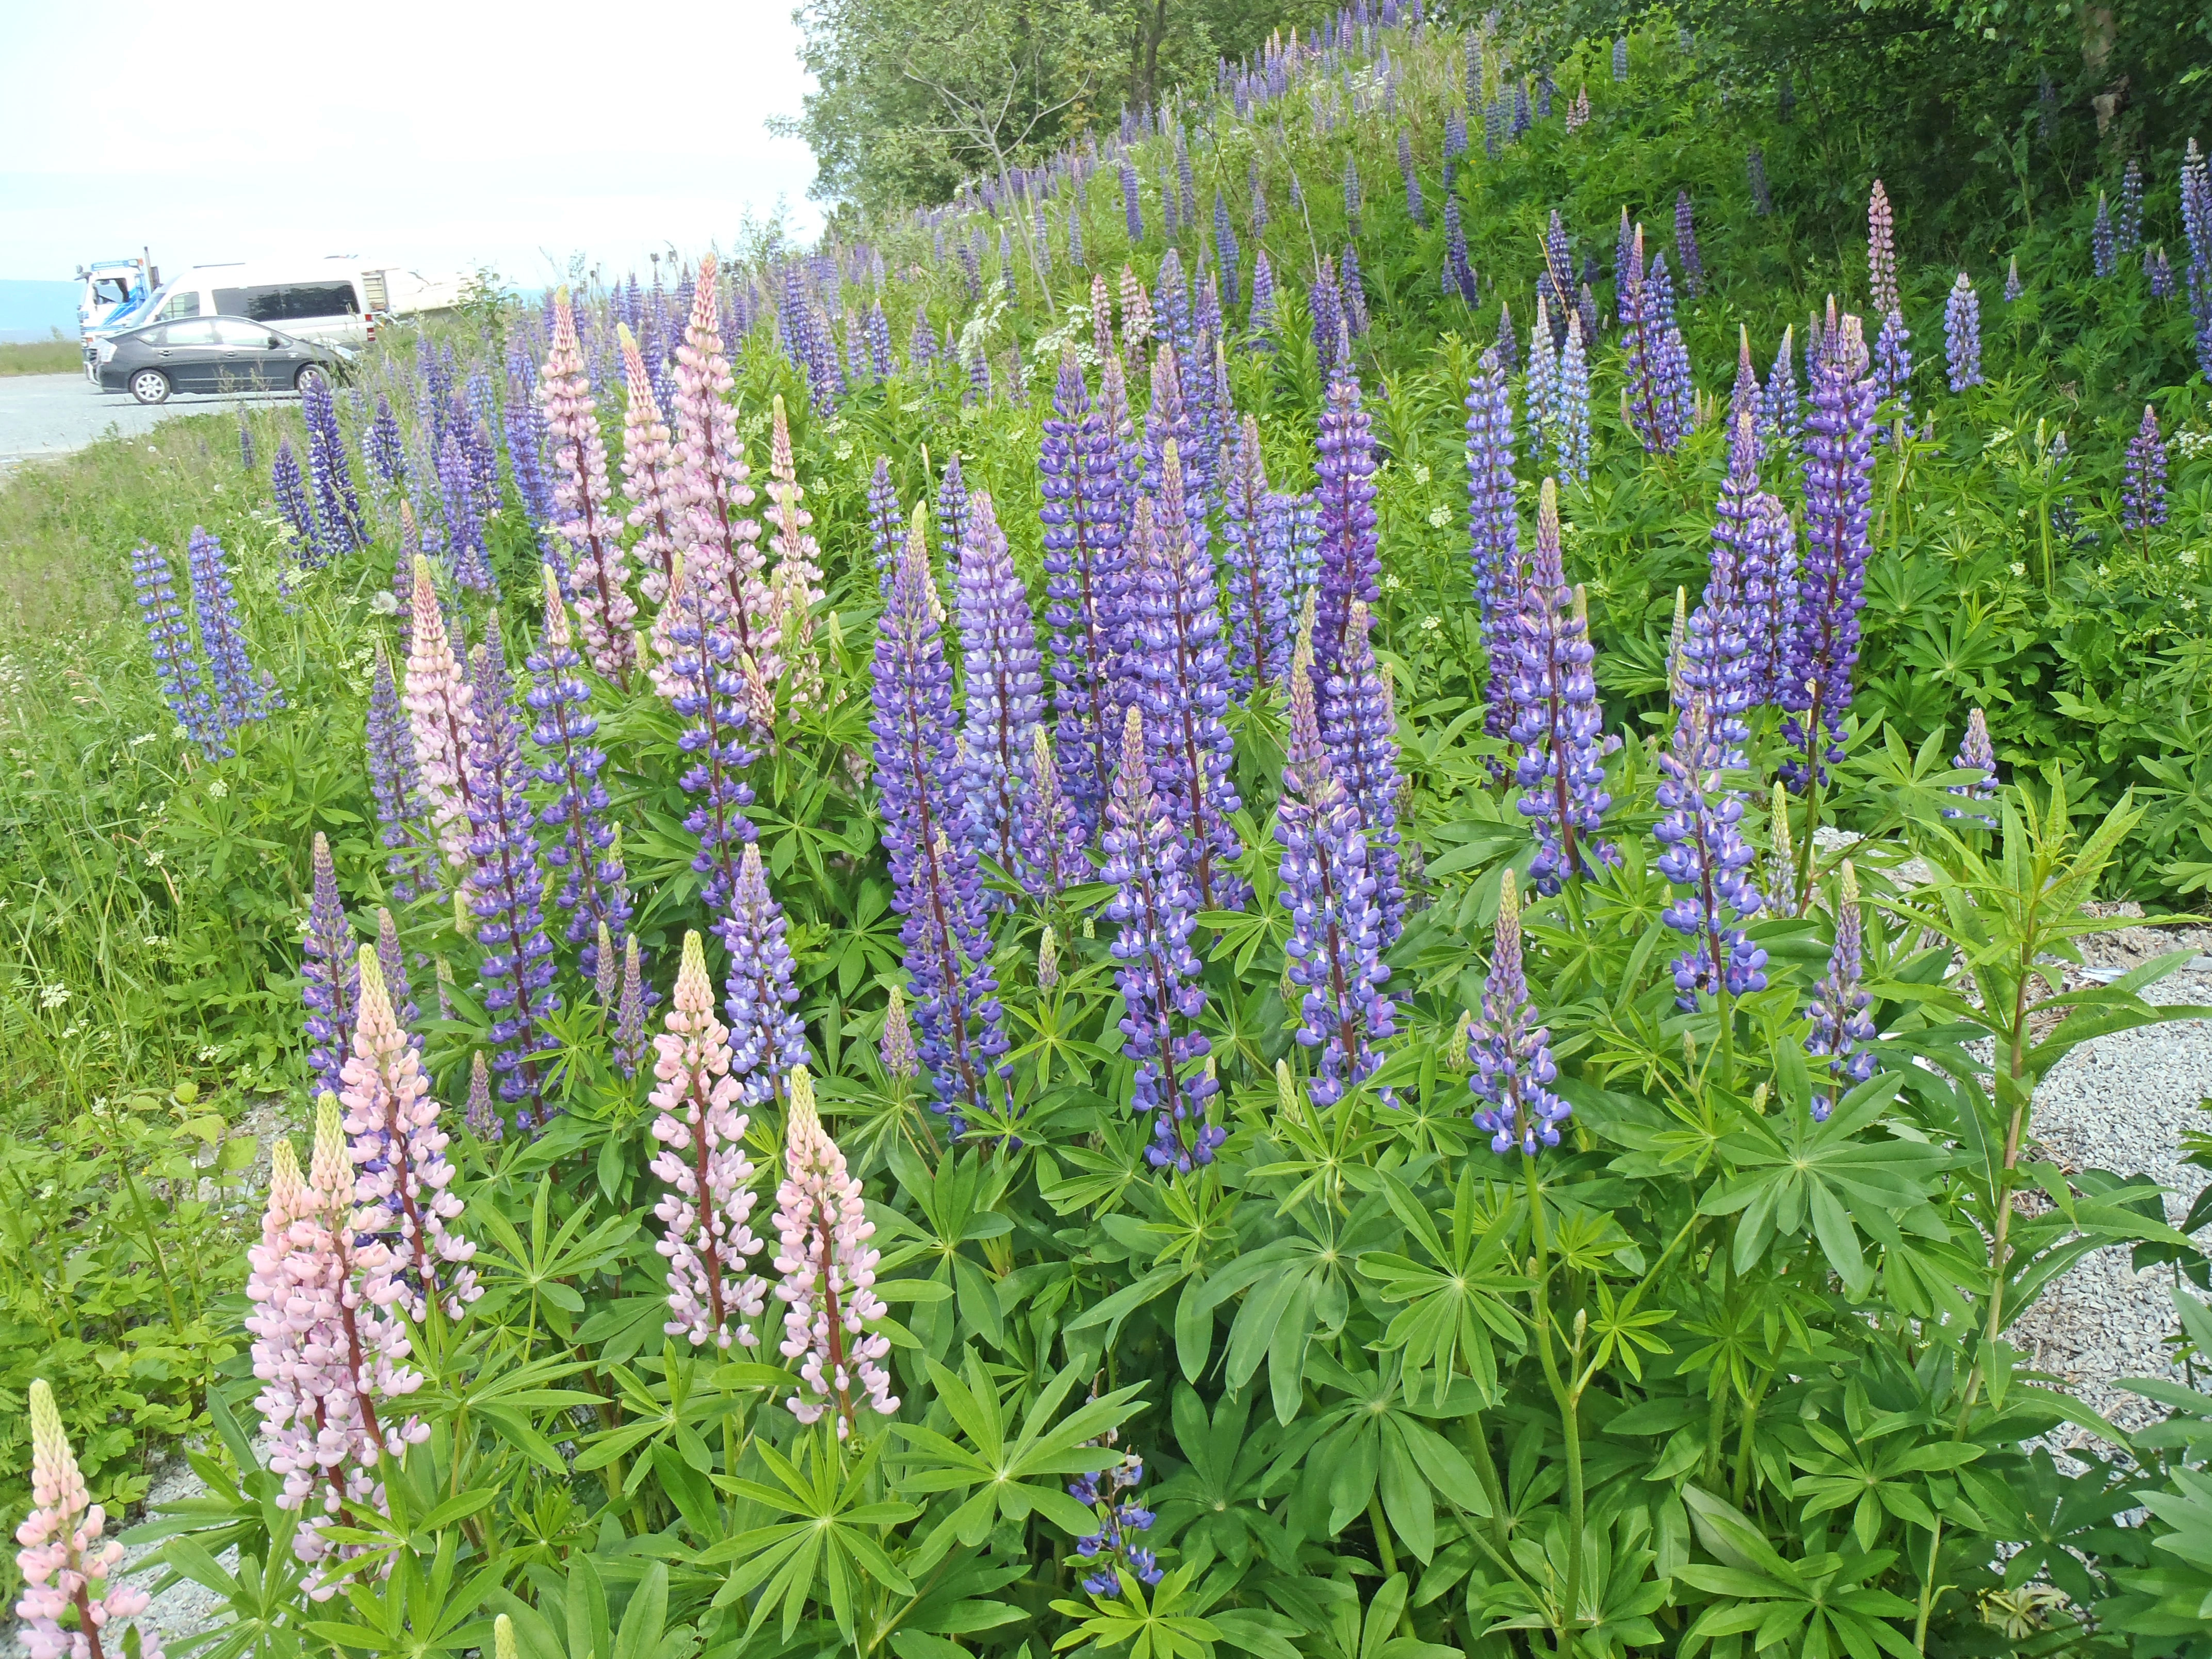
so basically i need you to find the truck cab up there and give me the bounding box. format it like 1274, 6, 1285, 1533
76, 255, 157, 339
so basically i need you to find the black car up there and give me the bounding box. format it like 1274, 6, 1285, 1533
94, 316, 352, 404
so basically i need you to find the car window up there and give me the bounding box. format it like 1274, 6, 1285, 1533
162, 320, 220, 345
158, 290, 203, 320
131, 324, 170, 346
213, 318, 277, 346
232, 282, 359, 323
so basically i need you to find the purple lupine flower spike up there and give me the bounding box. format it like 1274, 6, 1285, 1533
133, 541, 222, 757
1655, 501, 1767, 1009
652, 550, 760, 933
1748, 145, 1772, 215
1806, 861, 1877, 1120
2005, 256, 2024, 302
2122, 403, 2168, 533
1468, 869, 1570, 1155
955, 490, 1047, 889
1465, 347, 1520, 741
463, 1050, 500, 1140
1727, 326, 1759, 444
612, 934, 646, 1080
1041, 349, 1130, 835
1398, 133, 1424, 226
301, 376, 365, 554
1943, 708, 1999, 826
366, 397, 407, 487
1760, 324, 1799, 457
1102, 707, 1224, 1173
1278, 630, 1395, 1107
2093, 192, 2117, 278
1943, 272, 1983, 391
1221, 414, 1293, 695
1652, 700, 1767, 1013
2118, 156, 2144, 254
1782, 303, 1876, 793
867, 456, 903, 575
1016, 725, 1088, 896
365, 644, 430, 903
1872, 308, 1912, 422
524, 570, 629, 982
303, 831, 360, 1102
1319, 603, 1404, 944
935, 452, 971, 563
1510, 480, 1617, 892
1314, 371, 1382, 675
1739, 491, 1800, 707
374, 907, 418, 1058
186, 526, 279, 736
1674, 190, 1705, 297
724, 843, 809, 1105
462, 616, 561, 1129
1444, 200, 1478, 304
1556, 313, 1591, 482
872, 509, 1010, 1133
1132, 451, 1247, 911
438, 426, 495, 595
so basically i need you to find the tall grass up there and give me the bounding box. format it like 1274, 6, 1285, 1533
0, 335, 88, 376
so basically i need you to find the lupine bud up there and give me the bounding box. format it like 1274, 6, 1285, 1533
880, 982, 918, 1080
1806, 862, 1877, 1119
15, 1378, 166, 1659
1766, 782, 1798, 917
1943, 708, 1999, 826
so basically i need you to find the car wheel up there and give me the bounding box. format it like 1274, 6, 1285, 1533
129, 369, 171, 405
294, 364, 329, 396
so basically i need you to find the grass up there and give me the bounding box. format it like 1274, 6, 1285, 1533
1, 334, 86, 376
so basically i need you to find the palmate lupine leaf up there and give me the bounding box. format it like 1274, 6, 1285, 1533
1357, 1167, 1527, 1407
1673, 1486, 1920, 1659
1695, 1064, 1946, 1297
891, 1352, 1144, 1559
699, 1437, 917, 1642
1049, 1565, 1224, 1659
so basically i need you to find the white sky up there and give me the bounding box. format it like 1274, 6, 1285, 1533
0, 0, 823, 286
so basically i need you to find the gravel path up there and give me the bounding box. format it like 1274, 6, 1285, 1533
2010, 917, 2212, 1444
0, 372, 285, 475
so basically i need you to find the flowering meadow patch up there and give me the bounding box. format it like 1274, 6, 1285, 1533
10, 7, 2212, 1658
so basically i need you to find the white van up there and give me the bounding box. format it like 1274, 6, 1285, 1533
88, 258, 467, 376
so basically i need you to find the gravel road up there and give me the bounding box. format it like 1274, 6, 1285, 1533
0, 372, 284, 474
